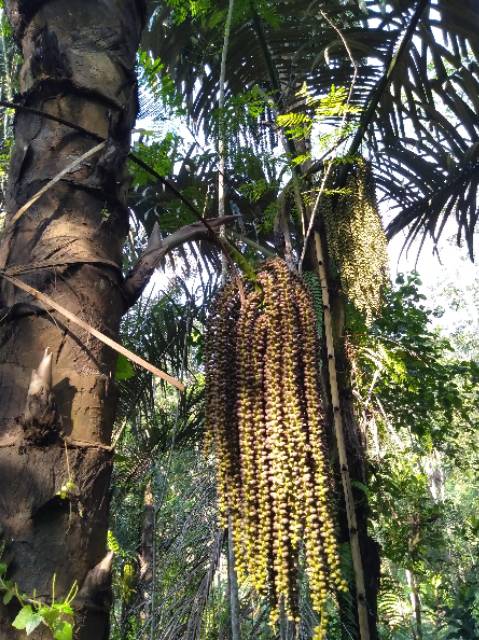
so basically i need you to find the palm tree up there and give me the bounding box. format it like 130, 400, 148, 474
0, 1, 147, 638
0, 0, 477, 638
144, 0, 479, 255
141, 0, 479, 637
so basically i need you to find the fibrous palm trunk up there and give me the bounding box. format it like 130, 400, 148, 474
0, 1, 145, 637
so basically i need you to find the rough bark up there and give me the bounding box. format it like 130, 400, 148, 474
0, 1, 145, 637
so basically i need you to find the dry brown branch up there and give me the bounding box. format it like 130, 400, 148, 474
123, 215, 236, 305
5, 141, 106, 230
0, 272, 185, 391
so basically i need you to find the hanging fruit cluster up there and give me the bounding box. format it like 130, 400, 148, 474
323, 158, 389, 323
205, 259, 346, 626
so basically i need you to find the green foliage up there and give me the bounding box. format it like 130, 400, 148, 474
277, 84, 361, 142
349, 272, 479, 640
56, 480, 78, 501
12, 600, 75, 640
107, 530, 123, 555
351, 273, 478, 443
0, 136, 12, 181
213, 85, 271, 149
109, 450, 219, 639
0, 560, 14, 607
130, 132, 178, 186
238, 177, 271, 203
164, 0, 279, 29
115, 354, 135, 382
138, 50, 184, 115
259, 201, 279, 233
149, 0, 479, 252
164, 0, 213, 23
0, 563, 76, 640
277, 111, 313, 140
370, 453, 443, 567
231, 85, 269, 120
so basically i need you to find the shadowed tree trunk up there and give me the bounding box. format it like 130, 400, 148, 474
0, 1, 145, 637
139, 480, 154, 625
298, 183, 379, 638
313, 242, 380, 640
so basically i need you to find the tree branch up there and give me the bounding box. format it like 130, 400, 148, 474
123, 216, 236, 306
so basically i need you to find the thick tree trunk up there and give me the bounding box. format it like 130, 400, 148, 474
0, 1, 144, 637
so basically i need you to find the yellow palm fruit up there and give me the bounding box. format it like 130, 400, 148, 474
323, 158, 389, 323
205, 258, 346, 628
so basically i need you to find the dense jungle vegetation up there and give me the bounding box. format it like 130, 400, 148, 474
0, 1, 477, 639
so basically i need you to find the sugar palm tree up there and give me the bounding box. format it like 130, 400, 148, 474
142, 1, 479, 637
0, 0, 477, 638
144, 0, 479, 254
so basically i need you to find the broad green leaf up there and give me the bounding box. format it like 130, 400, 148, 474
2, 588, 14, 605
53, 602, 74, 616
38, 605, 57, 628
115, 354, 135, 381
53, 621, 73, 640
12, 605, 43, 634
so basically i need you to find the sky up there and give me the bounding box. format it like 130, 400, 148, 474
388, 223, 478, 353
134, 80, 479, 352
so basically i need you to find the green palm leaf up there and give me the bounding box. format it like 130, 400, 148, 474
143, 0, 479, 254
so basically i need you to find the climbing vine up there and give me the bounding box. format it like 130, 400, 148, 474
0, 558, 76, 640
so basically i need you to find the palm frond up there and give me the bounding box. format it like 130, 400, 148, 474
144, 0, 479, 255
366, 0, 479, 256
